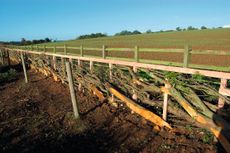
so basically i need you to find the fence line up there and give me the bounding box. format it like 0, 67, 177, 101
2, 47, 229, 79
2, 46, 230, 107
7, 44, 230, 72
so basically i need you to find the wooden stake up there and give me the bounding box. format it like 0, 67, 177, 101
90, 60, 93, 72
163, 83, 170, 121
133, 66, 137, 73
218, 78, 228, 108
53, 46, 57, 70
0, 49, 4, 65
80, 45, 83, 57
132, 66, 138, 100
61, 57, 66, 78
66, 62, 80, 119
20, 53, 28, 83
64, 44, 67, 55
7, 51, 10, 66
78, 59, 82, 91
108, 85, 172, 129
132, 89, 138, 100
44, 45, 46, 53
183, 45, 191, 68
78, 59, 81, 66
134, 46, 139, 62
102, 45, 106, 59
111, 94, 115, 102
109, 63, 114, 101
109, 63, 113, 80
69, 58, 73, 64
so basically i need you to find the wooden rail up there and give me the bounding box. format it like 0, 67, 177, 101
7, 44, 230, 72
1, 46, 230, 152
3, 47, 230, 78
2, 46, 230, 109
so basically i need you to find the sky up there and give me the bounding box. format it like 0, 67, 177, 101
0, 0, 229, 41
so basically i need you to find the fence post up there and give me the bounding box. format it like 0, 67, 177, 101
69, 58, 73, 68
53, 45, 57, 70
78, 59, 82, 66
44, 45, 46, 53
134, 46, 139, 62
133, 66, 137, 73
80, 45, 83, 57
102, 45, 106, 59
90, 60, 93, 72
7, 50, 10, 66
0, 49, 4, 65
64, 44, 67, 55
20, 53, 28, 83
66, 61, 80, 119
109, 63, 113, 80
163, 82, 170, 121
183, 45, 191, 68
61, 57, 66, 78
218, 78, 227, 108
109, 63, 114, 101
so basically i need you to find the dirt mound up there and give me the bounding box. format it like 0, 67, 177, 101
0, 69, 219, 153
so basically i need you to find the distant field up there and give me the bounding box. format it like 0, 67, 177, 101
35, 28, 230, 71
44, 28, 230, 51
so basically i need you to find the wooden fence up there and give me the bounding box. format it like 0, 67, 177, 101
7, 44, 230, 72
2, 45, 230, 106
1, 46, 230, 152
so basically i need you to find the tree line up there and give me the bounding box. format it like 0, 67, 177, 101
0, 26, 224, 45
0, 38, 52, 46
76, 26, 222, 39
20, 38, 52, 45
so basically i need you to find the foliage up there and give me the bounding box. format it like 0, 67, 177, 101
138, 71, 152, 80
0, 69, 18, 83
115, 30, 141, 36
21, 38, 52, 45
201, 129, 214, 144
146, 29, 152, 33
164, 71, 180, 85
77, 33, 107, 39
201, 26, 207, 30
176, 27, 182, 31
192, 73, 206, 83
187, 26, 198, 31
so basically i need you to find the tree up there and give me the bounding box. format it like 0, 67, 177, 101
176, 27, 182, 31
132, 30, 141, 35
45, 38, 51, 42
21, 38, 26, 45
187, 26, 197, 31
201, 26, 207, 30
78, 33, 107, 39
146, 29, 152, 34
115, 30, 132, 36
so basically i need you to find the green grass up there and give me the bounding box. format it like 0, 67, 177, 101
42, 28, 230, 50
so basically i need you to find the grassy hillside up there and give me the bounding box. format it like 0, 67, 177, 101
44, 28, 230, 51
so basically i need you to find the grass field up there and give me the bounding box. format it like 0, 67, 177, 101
32, 28, 230, 71
43, 28, 230, 50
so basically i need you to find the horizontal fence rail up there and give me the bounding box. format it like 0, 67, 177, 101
6, 44, 230, 72
2, 46, 230, 79
1, 45, 230, 152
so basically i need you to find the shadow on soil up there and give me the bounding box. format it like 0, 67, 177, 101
0, 64, 221, 153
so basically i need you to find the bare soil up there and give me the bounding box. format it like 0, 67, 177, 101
0, 67, 222, 153
77, 50, 230, 67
